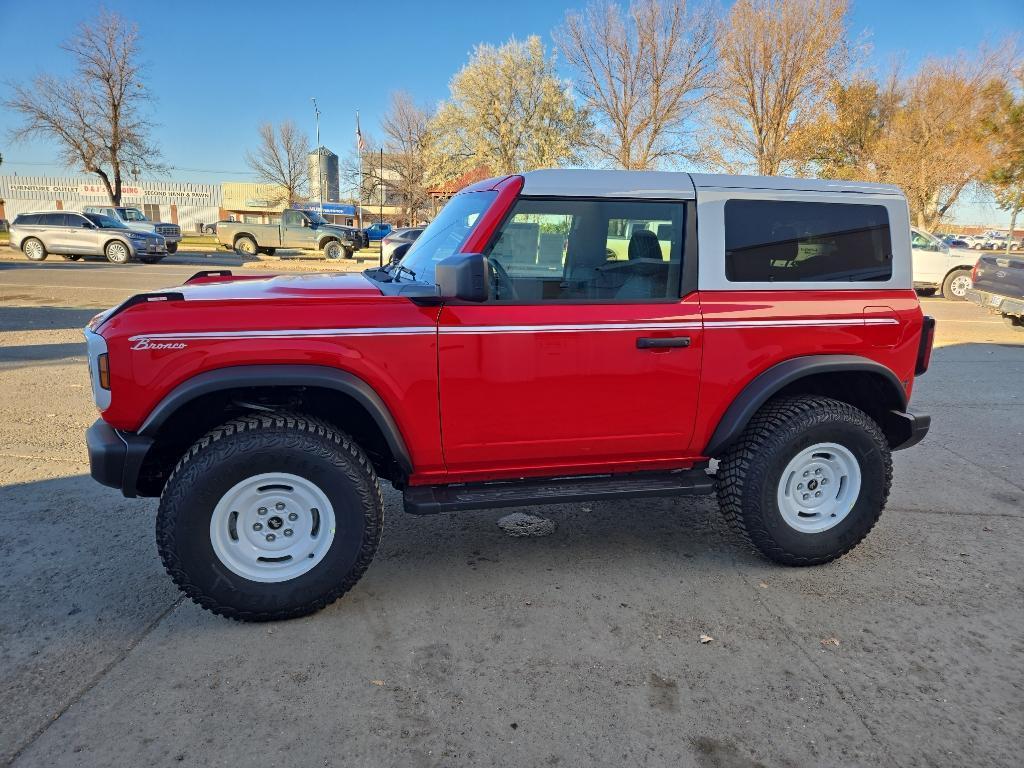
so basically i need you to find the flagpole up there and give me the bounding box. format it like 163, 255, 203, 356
355, 110, 363, 232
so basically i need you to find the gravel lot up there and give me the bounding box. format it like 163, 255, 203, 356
1, 252, 1022, 768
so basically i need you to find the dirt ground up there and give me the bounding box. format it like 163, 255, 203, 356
1, 251, 1022, 767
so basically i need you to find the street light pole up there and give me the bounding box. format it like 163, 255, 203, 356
311, 97, 323, 217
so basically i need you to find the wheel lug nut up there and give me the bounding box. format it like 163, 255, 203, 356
815, 491, 822, 497
258, 507, 267, 515
253, 522, 263, 531
275, 502, 285, 511
803, 471, 809, 477
797, 483, 804, 490
284, 529, 293, 537
821, 478, 828, 485
266, 533, 276, 542
802, 493, 810, 500
288, 513, 298, 521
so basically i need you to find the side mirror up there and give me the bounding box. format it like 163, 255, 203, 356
389, 242, 411, 265
436, 253, 489, 302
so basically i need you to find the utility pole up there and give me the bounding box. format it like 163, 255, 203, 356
311, 97, 323, 217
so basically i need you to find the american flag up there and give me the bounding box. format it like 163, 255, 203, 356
356, 113, 366, 153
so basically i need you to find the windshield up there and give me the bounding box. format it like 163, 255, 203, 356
306, 211, 328, 226
397, 192, 496, 283
85, 212, 127, 229
118, 208, 147, 222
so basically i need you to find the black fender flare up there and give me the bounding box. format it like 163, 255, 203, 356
703, 355, 908, 457
138, 364, 413, 476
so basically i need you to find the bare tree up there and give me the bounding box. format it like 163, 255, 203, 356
704, 0, 849, 175
556, 0, 716, 169
5, 10, 164, 204
985, 67, 1024, 251
380, 92, 433, 225
245, 121, 310, 204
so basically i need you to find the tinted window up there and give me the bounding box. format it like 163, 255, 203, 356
725, 200, 892, 283
38, 213, 66, 226
282, 210, 304, 227
64, 214, 88, 227
14, 214, 39, 226
483, 198, 684, 302
84, 212, 126, 229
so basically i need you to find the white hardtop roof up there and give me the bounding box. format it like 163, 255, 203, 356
519, 169, 902, 199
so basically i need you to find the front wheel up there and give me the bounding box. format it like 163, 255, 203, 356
156, 412, 384, 621
942, 269, 972, 300
105, 240, 131, 264
323, 240, 344, 260
716, 396, 891, 566
166, 242, 178, 254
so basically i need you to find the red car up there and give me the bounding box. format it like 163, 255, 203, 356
85, 170, 933, 621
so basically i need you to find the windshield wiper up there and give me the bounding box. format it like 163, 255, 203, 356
393, 264, 418, 282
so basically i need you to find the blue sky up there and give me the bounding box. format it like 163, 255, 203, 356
1, 0, 1021, 224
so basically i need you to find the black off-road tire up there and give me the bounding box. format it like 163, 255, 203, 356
716, 396, 891, 566
156, 412, 384, 621
166, 242, 178, 254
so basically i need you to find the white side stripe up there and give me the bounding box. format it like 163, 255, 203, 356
129, 317, 896, 342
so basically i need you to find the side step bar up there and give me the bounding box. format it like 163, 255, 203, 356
403, 467, 714, 515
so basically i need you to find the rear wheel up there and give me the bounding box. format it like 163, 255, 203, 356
716, 396, 890, 566
234, 236, 257, 257
156, 412, 384, 621
104, 240, 130, 264
22, 238, 47, 261
942, 269, 971, 300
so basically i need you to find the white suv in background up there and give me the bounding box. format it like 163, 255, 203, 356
911, 228, 977, 300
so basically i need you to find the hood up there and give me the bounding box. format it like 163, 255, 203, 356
171, 271, 384, 302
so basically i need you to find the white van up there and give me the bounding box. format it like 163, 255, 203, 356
911, 228, 976, 300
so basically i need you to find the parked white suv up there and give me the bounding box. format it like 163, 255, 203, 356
911, 228, 976, 300
82, 206, 182, 253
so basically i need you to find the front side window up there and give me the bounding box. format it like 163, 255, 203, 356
484, 198, 684, 301
120, 208, 147, 222
282, 210, 304, 227
84, 213, 126, 229
398, 191, 496, 284
911, 229, 945, 252
725, 199, 893, 283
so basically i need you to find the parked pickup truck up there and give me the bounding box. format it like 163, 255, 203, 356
966, 253, 1024, 330
84, 169, 933, 622
83, 206, 182, 254
217, 209, 363, 259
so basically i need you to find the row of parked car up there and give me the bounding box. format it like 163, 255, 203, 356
937, 231, 1023, 251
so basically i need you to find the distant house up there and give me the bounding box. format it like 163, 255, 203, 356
427, 167, 495, 215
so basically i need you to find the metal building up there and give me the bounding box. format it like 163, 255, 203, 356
308, 147, 340, 203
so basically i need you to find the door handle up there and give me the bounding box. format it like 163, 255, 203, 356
636, 336, 690, 349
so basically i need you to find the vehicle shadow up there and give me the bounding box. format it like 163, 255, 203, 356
0, 305, 98, 332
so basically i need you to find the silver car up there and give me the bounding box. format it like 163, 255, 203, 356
9, 210, 167, 264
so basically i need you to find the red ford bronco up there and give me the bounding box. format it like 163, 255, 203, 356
85, 170, 934, 621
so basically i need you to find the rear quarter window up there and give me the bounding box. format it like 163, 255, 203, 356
725, 199, 893, 283
14, 214, 39, 225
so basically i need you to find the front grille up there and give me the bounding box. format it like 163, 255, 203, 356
156, 224, 180, 237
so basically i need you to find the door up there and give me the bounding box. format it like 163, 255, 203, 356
62, 213, 96, 254
281, 209, 309, 248
438, 196, 703, 480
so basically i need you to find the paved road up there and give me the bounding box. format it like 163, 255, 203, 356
1, 257, 1022, 767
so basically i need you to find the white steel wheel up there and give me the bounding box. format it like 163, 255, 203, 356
776, 442, 862, 534
946, 273, 971, 299
209, 472, 337, 583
